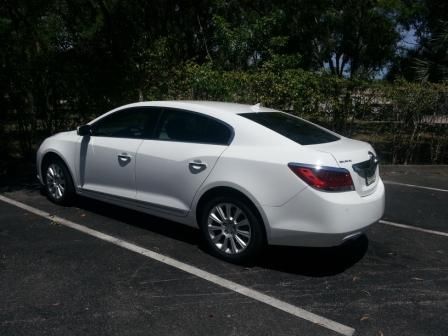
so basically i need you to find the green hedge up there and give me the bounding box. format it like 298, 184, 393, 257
4, 63, 448, 165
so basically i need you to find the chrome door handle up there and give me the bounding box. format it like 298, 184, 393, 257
118, 153, 131, 162
189, 160, 207, 173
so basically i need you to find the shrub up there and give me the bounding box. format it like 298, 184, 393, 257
4, 63, 448, 165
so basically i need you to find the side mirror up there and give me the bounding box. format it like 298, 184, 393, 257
77, 125, 92, 136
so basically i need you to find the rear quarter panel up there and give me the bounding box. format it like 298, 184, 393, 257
198, 145, 339, 207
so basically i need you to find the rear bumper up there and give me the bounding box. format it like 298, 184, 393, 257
263, 178, 385, 247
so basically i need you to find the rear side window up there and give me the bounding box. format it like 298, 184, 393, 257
92, 107, 160, 139
240, 112, 339, 145
156, 109, 232, 145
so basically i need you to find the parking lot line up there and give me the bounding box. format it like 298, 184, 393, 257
0, 194, 355, 336
383, 180, 448, 193
380, 219, 448, 237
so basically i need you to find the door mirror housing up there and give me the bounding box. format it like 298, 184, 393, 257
77, 125, 92, 136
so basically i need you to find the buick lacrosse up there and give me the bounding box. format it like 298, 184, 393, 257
37, 101, 385, 262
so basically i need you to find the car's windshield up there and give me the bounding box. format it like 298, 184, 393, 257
240, 112, 339, 145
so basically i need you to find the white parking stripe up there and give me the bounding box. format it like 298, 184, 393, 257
384, 180, 448, 193
0, 195, 355, 336
380, 220, 448, 237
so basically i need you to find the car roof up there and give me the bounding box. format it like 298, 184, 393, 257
116, 100, 278, 115
88, 100, 290, 146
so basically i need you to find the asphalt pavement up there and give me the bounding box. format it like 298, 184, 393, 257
1, 165, 447, 336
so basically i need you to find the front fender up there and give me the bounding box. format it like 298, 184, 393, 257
36, 131, 79, 186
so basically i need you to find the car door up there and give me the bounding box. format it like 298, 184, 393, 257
78, 107, 160, 200
135, 108, 233, 215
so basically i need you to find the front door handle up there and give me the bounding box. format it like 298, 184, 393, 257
189, 160, 207, 173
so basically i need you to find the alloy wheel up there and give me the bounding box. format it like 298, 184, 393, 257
46, 163, 66, 200
207, 203, 252, 255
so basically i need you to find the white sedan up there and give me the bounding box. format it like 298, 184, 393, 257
37, 101, 385, 262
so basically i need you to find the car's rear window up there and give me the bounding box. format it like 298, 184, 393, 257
240, 112, 339, 145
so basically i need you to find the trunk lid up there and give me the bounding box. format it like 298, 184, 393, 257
307, 137, 379, 196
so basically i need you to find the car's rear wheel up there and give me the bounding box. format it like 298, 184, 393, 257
43, 158, 75, 205
200, 196, 265, 263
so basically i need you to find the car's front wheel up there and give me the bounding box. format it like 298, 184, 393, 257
43, 158, 75, 205
200, 196, 265, 263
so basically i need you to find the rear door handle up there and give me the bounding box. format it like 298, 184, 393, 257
118, 153, 132, 162
189, 160, 207, 173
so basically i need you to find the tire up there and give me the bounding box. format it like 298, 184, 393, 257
43, 157, 75, 205
200, 195, 265, 263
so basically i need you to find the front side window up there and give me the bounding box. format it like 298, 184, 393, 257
240, 112, 339, 145
156, 109, 232, 145
92, 107, 160, 139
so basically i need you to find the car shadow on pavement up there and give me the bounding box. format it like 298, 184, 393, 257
3, 181, 368, 278
258, 235, 368, 277
73, 195, 368, 277
74, 195, 200, 246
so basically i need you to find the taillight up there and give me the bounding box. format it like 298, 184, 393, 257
288, 163, 354, 192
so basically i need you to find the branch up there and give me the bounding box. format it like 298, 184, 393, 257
328, 56, 335, 74
197, 15, 212, 62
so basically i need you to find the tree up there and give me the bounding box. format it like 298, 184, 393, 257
413, 21, 448, 82
388, 0, 448, 82
282, 0, 402, 78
